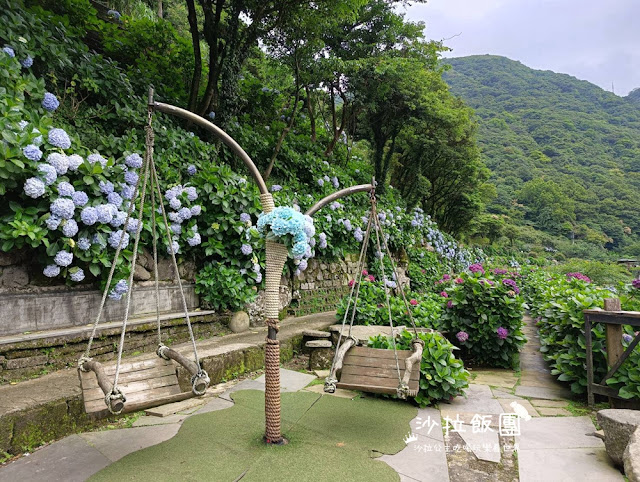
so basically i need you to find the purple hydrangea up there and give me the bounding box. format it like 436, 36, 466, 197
317, 178, 324, 187
47, 153, 68, 175
62, 219, 78, 237
108, 230, 130, 249
67, 154, 84, 171
330, 201, 341, 211
124, 170, 139, 186
168, 212, 181, 223
240, 213, 251, 223
21, 56, 33, 68
24, 177, 46, 198
469, 263, 485, 275
2, 46, 15, 57
497, 327, 509, 339
42, 92, 59, 112
271, 184, 282, 192
170, 223, 182, 235
185, 187, 197, 201
178, 207, 192, 221
343, 219, 352, 231
99, 181, 114, 195
318, 232, 327, 249
45, 216, 61, 230
77, 237, 91, 251
456, 331, 469, 343
169, 197, 181, 210
50, 198, 75, 219
566, 272, 591, 283
187, 233, 201, 246
54, 250, 73, 267
23, 144, 43, 161
87, 153, 107, 169
190, 205, 201, 216
502, 278, 520, 294
125, 153, 143, 168
241, 244, 253, 255
70, 268, 85, 282
110, 211, 127, 228
96, 205, 114, 224
80, 207, 98, 225
187, 165, 197, 176
109, 279, 129, 301
354, 227, 364, 242
331, 176, 339, 189
57, 181, 75, 197
167, 240, 180, 255
48, 128, 71, 149
43, 264, 60, 278
126, 218, 141, 234
623, 333, 633, 343
120, 184, 135, 200
633, 279, 640, 290
165, 186, 182, 200
107, 192, 123, 207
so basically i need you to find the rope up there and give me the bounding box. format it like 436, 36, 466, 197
370, 200, 403, 385
150, 151, 162, 346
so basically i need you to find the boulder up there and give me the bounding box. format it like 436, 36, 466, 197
597, 409, 640, 466
624, 426, 640, 482
229, 311, 250, 333
156, 258, 177, 281
133, 264, 151, 281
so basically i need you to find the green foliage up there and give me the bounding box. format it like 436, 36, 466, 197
549, 259, 632, 286
195, 262, 257, 312
525, 269, 640, 398
439, 268, 527, 368
406, 249, 444, 293
368, 329, 469, 407
336, 277, 442, 328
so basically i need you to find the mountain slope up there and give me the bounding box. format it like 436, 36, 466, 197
443, 55, 640, 253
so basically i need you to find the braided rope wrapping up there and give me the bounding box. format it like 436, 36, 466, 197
105, 387, 126, 415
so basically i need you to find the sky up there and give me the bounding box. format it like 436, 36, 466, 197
402, 0, 640, 96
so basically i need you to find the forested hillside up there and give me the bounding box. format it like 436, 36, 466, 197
444, 55, 640, 260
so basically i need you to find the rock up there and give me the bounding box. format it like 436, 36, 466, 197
624, 426, 640, 482
309, 347, 334, 370
156, 258, 177, 281
228, 311, 250, 333
597, 409, 640, 467
137, 248, 153, 271
302, 329, 331, 338
134, 264, 151, 281
178, 260, 197, 281
0, 265, 29, 287
305, 340, 332, 348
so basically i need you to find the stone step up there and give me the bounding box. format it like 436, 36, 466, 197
305, 340, 332, 348
302, 329, 331, 338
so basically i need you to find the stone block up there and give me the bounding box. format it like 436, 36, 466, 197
0, 265, 29, 287
597, 409, 640, 467
305, 340, 332, 348
133, 264, 151, 281
624, 426, 640, 482
5, 355, 48, 369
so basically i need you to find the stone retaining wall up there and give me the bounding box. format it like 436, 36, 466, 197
0, 313, 227, 383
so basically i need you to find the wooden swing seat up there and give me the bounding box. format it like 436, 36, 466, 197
336, 346, 420, 395
79, 357, 193, 417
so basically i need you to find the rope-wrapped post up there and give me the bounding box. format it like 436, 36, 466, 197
260, 193, 288, 444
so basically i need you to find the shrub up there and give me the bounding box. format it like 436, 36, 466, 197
369, 329, 469, 407
195, 262, 257, 312
439, 266, 527, 368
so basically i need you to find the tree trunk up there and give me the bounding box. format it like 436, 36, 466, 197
305, 85, 316, 142
157, 0, 163, 18
185, 0, 201, 113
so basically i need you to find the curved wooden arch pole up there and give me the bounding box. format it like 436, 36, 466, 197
151, 89, 374, 444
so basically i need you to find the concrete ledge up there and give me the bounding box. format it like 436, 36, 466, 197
0, 311, 336, 457
0, 283, 199, 336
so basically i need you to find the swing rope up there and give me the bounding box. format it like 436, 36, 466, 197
79, 103, 208, 413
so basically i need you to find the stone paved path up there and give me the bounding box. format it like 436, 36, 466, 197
0, 316, 627, 481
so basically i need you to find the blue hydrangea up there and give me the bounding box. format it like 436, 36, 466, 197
57, 181, 75, 197
323, 175, 330, 182
70, 268, 85, 282
72, 191, 89, 207
291, 241, 307, 259
99, 181, 114, 195
271, 184, 282, 192
62, 219, 78, 237
107, 9, 121, 20
253, 264, 261, 273
48, 128, 71, 149
67, 154, 83, 171
124, 218, 139, 233
241, 244, 253, 255
330, 201, 341, 211
178, 207, 192, 221
110, 211, 127, 228
108, 230, 130, 249
187, 165, 197, 176
208, 111, 216, 120
125, 153, 143, 168
47, 153, 68, 175
33, 135, 43, 145
169, 197, 181, 210
168, 212, 181, 223
170, 223, 182, 235
120, 184, 134, 200
42, 92, 59, 112
54, 250, 73, 267
318, 232, 327, 249
190, 205, 201, 216
50, 198, 75, 219
107, 191, 123, 207
81, 207, 98, 225
2, 46, 15, 57
92, 233, 107, 249
255, 272, 263, 283
23, 144, 43, 161
45, 216, 61, 230
187, 233, 201, 246
87, 153, 107, 168
43, 264, 60, 278
343, 219, 352, 231
18, 120, 28, 130
165, 186, 182, 200
97, 204, 116, 224
21, 56, 33, 68
114, 279, 128, 294
167, 240, 180, 255
240, 213, 251, 223
24, 177, 46, 198
124, 170, 139, 186
184, 187, 197, 201
331, 176, 339, 188
317, 178, 324, 187
77, 237, 91, 251
354, 227, 364, 242
298, 258, 308, 272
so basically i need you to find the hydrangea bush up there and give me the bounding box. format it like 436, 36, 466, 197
438, 265, 527, 368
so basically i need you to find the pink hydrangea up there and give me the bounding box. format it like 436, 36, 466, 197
455, 278, 464, 284
566, 272, 591, 283
447, 300, 453, 309
497, 327, 509, 339
409, 299, 418, 306
456, 331, 469, 343
440, 291, 449, 298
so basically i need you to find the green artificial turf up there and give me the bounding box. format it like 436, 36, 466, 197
90, 390, 417, 482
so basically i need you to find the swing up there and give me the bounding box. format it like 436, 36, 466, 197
324, 190, 424, 399
77, 103, 209, 417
